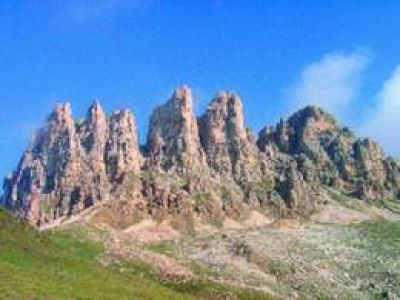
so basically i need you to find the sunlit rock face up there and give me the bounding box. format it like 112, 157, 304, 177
1, 101, 141, 225
258, 105, 400, 200
198, 91, 261, 183
2, 103, 81, 224
147, 85, 206, 174
2, 89, 399, 227
105, 109, 141, 183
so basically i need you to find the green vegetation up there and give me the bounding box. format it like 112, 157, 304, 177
348, 221, 400, 298
353, 220, 400, 258
147, 240, 174, 256
0, 209, 194, 300
221, 185, 232, 203
375, 198, 400, 214
187, 261, 215, 279
325, 187, 364, 210
267, 259, 294, 279
193, 192, 211, 210
250, 178, 275, 198
0, 208, 270, 299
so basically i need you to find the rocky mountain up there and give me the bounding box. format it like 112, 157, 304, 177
1, 86, 399, 226
146, 85, 206, 173
258, 106, 400, 200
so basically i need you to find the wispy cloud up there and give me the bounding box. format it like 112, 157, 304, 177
286, 49, 400, 157
286, 50, 371, 118
360, 66, 400, 157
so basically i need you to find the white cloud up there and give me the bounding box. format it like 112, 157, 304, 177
287, 50, 371, 117
360, 66, 400, 157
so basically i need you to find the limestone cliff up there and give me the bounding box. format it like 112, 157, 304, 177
146, 85, 206, 173
257, 106, 399, 200
2, 90, 399, 227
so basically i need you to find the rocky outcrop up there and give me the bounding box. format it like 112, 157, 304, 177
197, 91, 278, 217
2, 103, 80, 224
257, 136, 317, 217
198, 91, 261, 185
105, 109, 141, 183
258, 105, 400, 200
2, 91, 399, 227
353, 138, 399, 200
147, 86, 206, 173
75, 100, 111, 212
1, 101, 142, 225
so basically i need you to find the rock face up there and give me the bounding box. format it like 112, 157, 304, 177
2, 103, 82, 223
2, 90, 399, 227
77, 100, 110, 212
105, 109, 141, 183
147, 85, 206, 173
198, 91, 261, 184
2, 101, 141, 226
257, 106, 399, 200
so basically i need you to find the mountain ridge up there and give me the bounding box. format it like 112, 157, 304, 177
2, 85, 399, 227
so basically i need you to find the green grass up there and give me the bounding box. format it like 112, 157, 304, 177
326, 187, 400, 215
353, 220, 400, 256
325, 187, 364, 210
0, 208, 271, 299
375, 198, 400, 214
346, 220, 400, 298
147, 240, 174, 256
267, 259, 294, 279
0, 209, 196, 300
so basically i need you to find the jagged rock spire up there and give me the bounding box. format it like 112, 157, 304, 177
199, 91, 260, 182
87, 100, 105, 123
172, 84, 194, 111
1, 90, 399, 227
105, 109, 141, 182
147, 85, 206, 173
48, 102, 73, 125
84, 99, 107, 154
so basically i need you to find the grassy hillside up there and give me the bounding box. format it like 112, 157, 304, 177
0, 208, 267, 300
2, 203, 400, 299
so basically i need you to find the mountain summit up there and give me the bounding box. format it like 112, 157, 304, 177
2, 87, 399, 227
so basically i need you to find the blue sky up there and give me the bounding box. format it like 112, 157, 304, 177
1, 1, 400, 178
